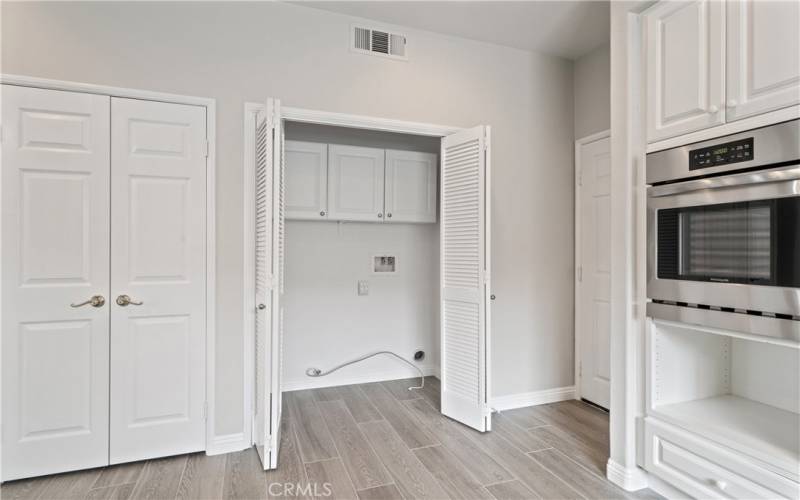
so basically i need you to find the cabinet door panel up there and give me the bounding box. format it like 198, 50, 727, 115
327, 145, 385, 222
727, 0, 800, 121
646, 0, 725, 143
285, 141, 328, 220
384, 150, 437, 223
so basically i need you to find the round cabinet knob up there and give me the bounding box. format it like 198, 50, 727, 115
319, 211, 326, 217
378, 213, 383, 218
490, 294, 496, 300
387, 213, 392, 218
257, 303, 266, 310
727, 99, 738, 108
707, 105, 718, 113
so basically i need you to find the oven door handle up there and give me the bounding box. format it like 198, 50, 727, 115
648, 164, 800, 198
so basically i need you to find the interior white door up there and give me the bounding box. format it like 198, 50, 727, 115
645, 0, 725, 143
109, 97, 207, 463
726, 0, 800, 122
327, 144, 385, 222
1, 85, 111, 481
285, 140, 328, 220
384, 149, 438, 223
255, 98, 284, 470
577, 136, 611, 409
440, 126, 491, 432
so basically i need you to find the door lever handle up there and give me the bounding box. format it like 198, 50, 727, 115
116, 294, 143, 307
71, 295, 106, 308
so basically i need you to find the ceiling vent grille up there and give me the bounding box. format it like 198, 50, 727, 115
352, 25, 407, 60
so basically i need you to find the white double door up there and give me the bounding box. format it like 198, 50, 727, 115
1, 85, 207, 481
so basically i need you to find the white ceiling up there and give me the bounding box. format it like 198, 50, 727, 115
297, 1, 610, 60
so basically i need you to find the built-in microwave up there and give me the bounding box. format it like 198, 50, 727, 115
646, 120, 800, 318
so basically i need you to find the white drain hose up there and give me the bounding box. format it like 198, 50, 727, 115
306, 351, 424, 391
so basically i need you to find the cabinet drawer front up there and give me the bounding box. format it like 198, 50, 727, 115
645, 419, 798, 499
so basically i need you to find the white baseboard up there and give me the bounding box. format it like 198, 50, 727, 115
283, 364, 439, 392
606, 459, 650, 492
491, 385, 575, 411
206, 432, 249, 456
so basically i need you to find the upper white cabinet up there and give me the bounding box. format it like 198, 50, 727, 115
286, 142, 438, 223
285, 140, 328, 220
645, 0, 800, 143
327, 144, 386, 222
645, 0, 726, 142
384, 150, 437, 223
726, 0, 800, 122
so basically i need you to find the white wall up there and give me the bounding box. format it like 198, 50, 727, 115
573, 43, 611, 139
284, 221, 439, 389
1, 2, 576, 441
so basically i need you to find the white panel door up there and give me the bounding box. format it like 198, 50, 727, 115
577, 137, 611, 409
109, 97, 207, 463
384, 149, 437, 223
645, 0, 725, 143
440, 126, 491, 432
285, 140, 328, 220
726, 0, 800, 121
1, 85, 111, 481
327, 144, 385, 222
255, 98, 284, 470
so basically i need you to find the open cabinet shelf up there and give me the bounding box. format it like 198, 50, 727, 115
652, 394, 799, 479
648, 318, 800, 481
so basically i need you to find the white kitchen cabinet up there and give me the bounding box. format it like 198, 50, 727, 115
645, 0, 726, 142
285, 141, 328, 220
327, 144, 386, 222
384, 150, 437, 223
726, 0, 800, 122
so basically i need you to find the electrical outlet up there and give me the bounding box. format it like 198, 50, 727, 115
358, 280, 369, 296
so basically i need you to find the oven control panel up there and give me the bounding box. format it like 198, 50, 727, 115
689, 137, 754, 170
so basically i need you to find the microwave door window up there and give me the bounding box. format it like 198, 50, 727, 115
679, 204, 772, 282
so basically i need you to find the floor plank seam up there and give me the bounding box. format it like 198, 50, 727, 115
315, 394, 390, 494
530, 445, 612, 485
525, 450, 594, 500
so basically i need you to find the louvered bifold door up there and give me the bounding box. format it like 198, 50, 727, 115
440, 126, 492, 432
254, 99, 283, 470
254, 106, 273, 467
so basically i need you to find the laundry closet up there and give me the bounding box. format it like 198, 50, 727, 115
249, 101, 492, 470
282, 121, 441, 392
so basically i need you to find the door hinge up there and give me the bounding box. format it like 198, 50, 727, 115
579, 362, 582, 378
577, 266, 582, 282
0, 125, 4, 143
578, 170, 582, 186
203, 140, 210, 158
203, 401, 208, 421
482, 405, 492, 417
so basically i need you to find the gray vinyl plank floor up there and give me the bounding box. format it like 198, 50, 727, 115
1, 377, 661, 499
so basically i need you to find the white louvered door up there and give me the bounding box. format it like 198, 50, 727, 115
440, 126, 491, 432
254, 98, 284, 470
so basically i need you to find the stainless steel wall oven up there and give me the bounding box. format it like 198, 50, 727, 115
647, 120, 800, 319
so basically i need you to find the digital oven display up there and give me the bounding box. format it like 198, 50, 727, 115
689, 137, 754, 170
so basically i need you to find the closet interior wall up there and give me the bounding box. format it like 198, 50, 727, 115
283, 122, 441, 390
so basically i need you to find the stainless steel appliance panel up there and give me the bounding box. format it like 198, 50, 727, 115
646, 120, 800, 185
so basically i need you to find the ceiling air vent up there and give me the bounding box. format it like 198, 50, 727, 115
352, 25, 407, 60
